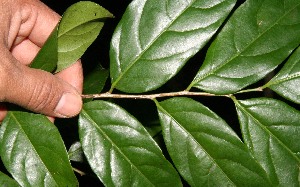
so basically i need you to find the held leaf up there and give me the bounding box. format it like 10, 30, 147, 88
110, 0, 236, 93
0, 111, 78, 187
56, 1, 113, 72
189, 0, 300, 94
264, 46, 300, 104
79, 101, 182, 187
234, 98, 300, 186
156, 97, 270, 186
30, 26, 58, 72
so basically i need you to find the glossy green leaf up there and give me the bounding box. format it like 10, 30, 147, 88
0, 111, 78, 187
234, 98, 300, 186
0, 171, 20, 187
156, 97, 270, 186
30, 26, 58, 72
264, 47, 300, 104
56, 1, 113, 72
68, 141, 84, 162
189, 0, 300, 94
79, 101, 182, 187
110, 0, 236, 93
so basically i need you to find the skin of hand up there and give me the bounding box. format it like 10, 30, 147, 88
0, 0, 83, 122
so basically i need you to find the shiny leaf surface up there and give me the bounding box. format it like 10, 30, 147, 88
79, 101, 182, 187
189, 0, 300, 94
110, 0, 236, 93
0, 111, 77, 187
68, 141, 84, 163
56, 1, 113, 72
156, 97, 270, 186
265, 47, 300, 104
235, 98, 300, 186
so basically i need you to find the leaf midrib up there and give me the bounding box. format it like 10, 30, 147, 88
191, 2, 300, 86
10, 112, 57, 186
81, 109, 156, 187
58, 18, 110, 38
268, 72, 300, 87
58, 23, 100, 53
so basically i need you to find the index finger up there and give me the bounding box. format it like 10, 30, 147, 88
26, 0, 61, 47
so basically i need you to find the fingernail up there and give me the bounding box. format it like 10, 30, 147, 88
54, 93, 82, 118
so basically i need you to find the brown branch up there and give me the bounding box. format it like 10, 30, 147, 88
82, 91, 226, 100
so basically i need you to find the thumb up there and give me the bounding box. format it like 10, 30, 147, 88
0, 52, 82, 118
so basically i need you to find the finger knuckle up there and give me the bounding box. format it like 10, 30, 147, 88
26, 77, 60, 113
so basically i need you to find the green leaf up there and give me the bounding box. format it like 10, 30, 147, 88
83, 65, 109, 94
0, 111, 78, 187
189, 0, 300, 94
56, 1, 113, 72
68, 141, 84, 162
145, 125, 162, 138
156, 97, 270, 186
264, 46, 300, 104
234, 97, 300, 186
0, 171, 20, 187
83, 65, 109, 102
110, 0, 236, 93
79, 101, 182, 187
30, 26, 58, 72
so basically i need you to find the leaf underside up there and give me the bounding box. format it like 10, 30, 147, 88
31, 1, 113, 73
79, 100, 182, 187
30, 26, 58, 72
110, 0, 236, 93
190, 0, 300, 94
56, 1, 113, 72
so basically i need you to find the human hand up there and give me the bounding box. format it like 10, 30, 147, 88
0, 0, 83, 122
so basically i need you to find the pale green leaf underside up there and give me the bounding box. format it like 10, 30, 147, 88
0, 111, 77, 187
56, 1, 113, 72
190, 0, 300, 94
235, 98, 300, 186
30, 26, 58, 72
265, 46, 300, 104
110, 0, 236, 93
79, 101, 182, 187
0, 171, 20, 187
156, 97, 270, 186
